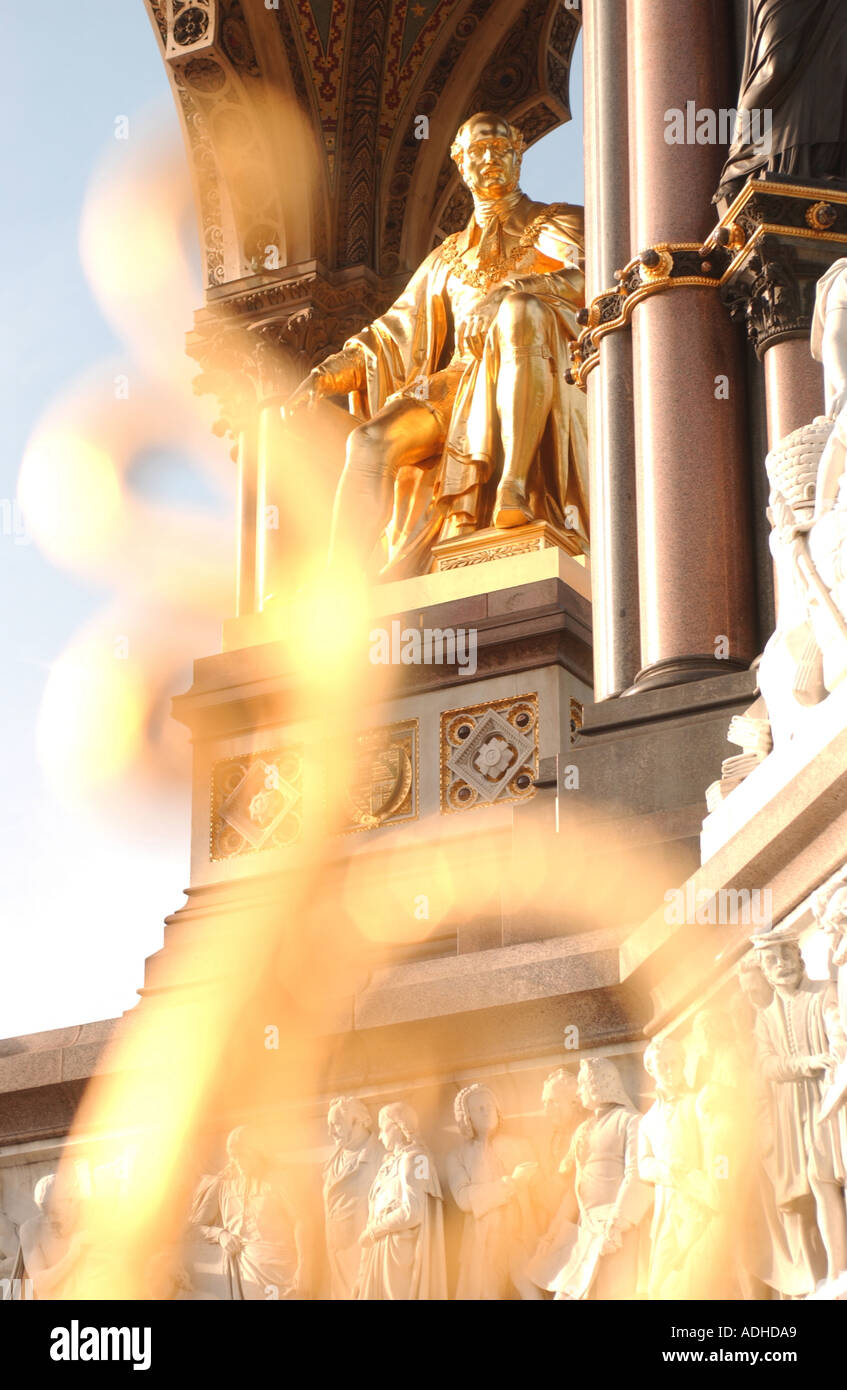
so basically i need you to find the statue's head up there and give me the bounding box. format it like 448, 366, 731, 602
812, 866, 847, 935
752, 931, 805, 993
454, 1083, 500, 1140
691, 1008, 733, 1052
643, 1037, 686, 1097
450, 112, 525, 199
576, 1057, 632, 1112
225, 1125, 265, 1180
327, 1096, 373, 1146
737, 954, 772, 1010
377, 1102, 418, 1152
34, 1172, 78, 1235
541, 1068, 579, 1126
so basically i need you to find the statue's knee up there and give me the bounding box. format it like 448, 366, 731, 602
346, 421, 390, 479
495, 290, 549, 343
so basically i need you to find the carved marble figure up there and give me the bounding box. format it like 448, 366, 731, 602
639, 1037, 727, 1300
18, 1173, 89, 1300
524, 1067, 581, 1295
446, 1082, 540, 1300
752, 928, 847, 1289
322, 1096, 383, 1299
190, 1127, 305, 1300
355, 1102, 447, 1300
552, 1058, 651, 1300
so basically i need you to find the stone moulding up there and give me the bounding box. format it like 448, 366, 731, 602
569, 178, 847, 386
567, 242, 732, 389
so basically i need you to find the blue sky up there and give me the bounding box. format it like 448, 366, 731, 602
1, 6, 583, 1039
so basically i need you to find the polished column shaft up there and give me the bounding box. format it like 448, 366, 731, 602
583, 0, 640, 699
627, 0, 756, 689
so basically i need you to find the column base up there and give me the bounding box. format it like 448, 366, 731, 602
627, 654, 750, 694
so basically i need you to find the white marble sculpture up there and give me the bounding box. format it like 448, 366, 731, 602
322, 1096, 383, 1299
446, 1082, 540, 1300
812, 864, 847, 1122
0, 1178, 18, 1285
757, 259, 847, 743
524, 1068, 581, 1295
551, 1058, 651, 1300
751, 927, 847, 1290
709, 260, 847, 804
639, 1037, 721, 1300
355, 1102, 447, 1300
18, 1173, 89, 1300
190, 1126, 305, 1300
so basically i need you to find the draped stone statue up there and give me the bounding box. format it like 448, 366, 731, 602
812, 864, 847, 1122
284, 111, 588, 579
639, 1036, 735, 1300
744, 260, 847, 751
0, 1178, 18, 1285
190, 1127, 305, 1300
322, 1096, 383, 1299
524, 1067, 581, 1296
688, 1008, 765, 1298
445, 1082, 540, 1300
715, 0, 847, 205
18, 1173, 89, 1300
552, 1058, 651, 1300
355, 1102, 447, 1300
751, 928, 847, 1290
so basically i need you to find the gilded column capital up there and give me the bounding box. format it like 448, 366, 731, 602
706, 177, 847, 358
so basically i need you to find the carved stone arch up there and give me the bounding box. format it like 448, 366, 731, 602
145, 0, 310, 286
245, 5, 327, 266
379, 0, 520, 274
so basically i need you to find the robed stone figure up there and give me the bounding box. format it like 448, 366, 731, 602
355, 1103, 446, 1300
285, 111, 588, 578
752, 931, 847, 1290
190, 1127, 304, 1300
552, 1059, 651, 1301
322, 1097, 383, 1299
446, 1083, 540, 1300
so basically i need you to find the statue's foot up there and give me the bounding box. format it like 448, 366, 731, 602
493, 481, 534, 529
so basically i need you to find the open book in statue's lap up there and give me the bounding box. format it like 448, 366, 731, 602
283, 112, 589, 579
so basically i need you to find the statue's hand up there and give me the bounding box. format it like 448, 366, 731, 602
510, 1160, 539, 1185
457, 288, 509, 359
282, 369, 323, 420
829, 386, 847, 420
600, 1215, 626, 1254
809, 1052, 835, 1074
219, 1230, 243, 1256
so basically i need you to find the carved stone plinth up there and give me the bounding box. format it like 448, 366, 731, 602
431, 519, 583, 571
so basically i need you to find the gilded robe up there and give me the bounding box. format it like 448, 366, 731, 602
340, 194, 588, 577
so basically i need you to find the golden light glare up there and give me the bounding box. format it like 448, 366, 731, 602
36, 637, 147, 793
19, 430, 122, 566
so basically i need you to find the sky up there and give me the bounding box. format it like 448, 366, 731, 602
0, 5, 583, 1040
